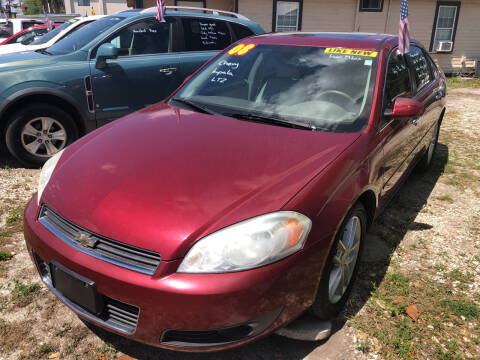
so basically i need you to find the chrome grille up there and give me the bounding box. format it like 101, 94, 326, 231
38, 205, 161, 275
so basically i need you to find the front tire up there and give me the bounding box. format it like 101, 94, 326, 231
5, 104, 78, 167
310, 203, 367, 320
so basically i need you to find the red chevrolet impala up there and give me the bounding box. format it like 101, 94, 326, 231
24, 33, 446, 351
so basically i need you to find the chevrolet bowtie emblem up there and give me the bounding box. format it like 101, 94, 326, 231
75, 233, 97, 248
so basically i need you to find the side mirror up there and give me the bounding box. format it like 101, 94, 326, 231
95, 43, 118, 69
384, 97, 424, 118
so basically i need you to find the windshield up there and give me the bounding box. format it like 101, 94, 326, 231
47, 16, 125, 55
30, 21, 74, 45
174, 44, 377, 132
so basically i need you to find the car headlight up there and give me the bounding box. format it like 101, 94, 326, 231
177, 211, 312, 273
37, 149, 64, 204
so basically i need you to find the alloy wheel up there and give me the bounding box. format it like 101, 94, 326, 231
328, 216, 362, 304
20, 117, 67, 157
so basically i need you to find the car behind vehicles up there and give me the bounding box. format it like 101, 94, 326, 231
0, 8, 264, 166
0, 24, 60, 46
0, 18, 45, 42
0, 16, 104, 55
24, 33, 446, 351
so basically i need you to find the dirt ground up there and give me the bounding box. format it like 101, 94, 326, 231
0, 89, 479, 360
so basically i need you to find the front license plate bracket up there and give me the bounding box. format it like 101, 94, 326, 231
50, 261, 104, 315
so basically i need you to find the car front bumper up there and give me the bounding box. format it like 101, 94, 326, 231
23, 196, 324, 352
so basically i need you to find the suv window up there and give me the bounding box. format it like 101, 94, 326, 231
406, 46, 432, 91
230, 22, 254, 40
22, 21, 42, 30
103, 18, 172, 56
182, 18, 231, 51
384, 50, 412, 109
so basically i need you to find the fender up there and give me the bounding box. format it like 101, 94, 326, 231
0, 87, 90, 133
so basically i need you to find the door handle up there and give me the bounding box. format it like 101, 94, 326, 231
159, 67, 177, 74
411, 117, 419, 125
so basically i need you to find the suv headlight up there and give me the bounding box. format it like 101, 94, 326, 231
37, 150, 64, 204
177, 211, 312, 273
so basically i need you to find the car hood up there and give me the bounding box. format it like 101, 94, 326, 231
43, 103, 361, 260
0, 50, 54, 70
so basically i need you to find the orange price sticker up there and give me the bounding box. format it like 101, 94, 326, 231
227, 43, 256, 56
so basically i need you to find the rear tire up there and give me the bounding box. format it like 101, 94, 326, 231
310, 203, 367, 320
417, 119, 441, 172
5, 104, 78, 167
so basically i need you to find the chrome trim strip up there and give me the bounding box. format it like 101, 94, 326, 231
38, 216, 155, 276
38, 268, 137, 335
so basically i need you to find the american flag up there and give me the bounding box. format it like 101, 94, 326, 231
398, 0, 410, 54
155, 0, 166, 22
44, 7, 52, 31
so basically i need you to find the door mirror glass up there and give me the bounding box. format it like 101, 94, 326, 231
385, 97, 424, 118
96, 43, 118, 69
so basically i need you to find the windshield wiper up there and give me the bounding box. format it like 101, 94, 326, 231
228, 113, 315, 131
170, 97, 218, 115
35, 48, 53, 56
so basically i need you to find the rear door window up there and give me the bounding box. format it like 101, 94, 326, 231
406, 46, 432, 91
181, 18, 232, 51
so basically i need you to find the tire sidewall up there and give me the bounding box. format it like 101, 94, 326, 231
5, 104, 78, 167
310, 203, 367, 320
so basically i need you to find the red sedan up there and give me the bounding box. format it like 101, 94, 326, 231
0, 24, 60, 46
24, 33, 446, 351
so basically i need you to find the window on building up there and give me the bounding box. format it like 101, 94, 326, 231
78, 0, 90, 6
274, 1, 301, 32
360, 0, 383, 12
430, 2, 460, 52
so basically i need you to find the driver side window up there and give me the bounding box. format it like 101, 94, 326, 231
384, 51, 412, 109
106, 19, 172, 57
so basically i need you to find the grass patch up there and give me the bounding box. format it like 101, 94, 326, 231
19, 342, 57, 359
439, 299, 479, 320
0, 251, 12, 261
349, 271, 480, 359
436, 194, 454, 203
5, 207, 23, 226
446, 76, 480, 89
11, 280, 41, 307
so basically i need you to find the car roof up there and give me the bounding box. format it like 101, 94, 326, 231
118, 9, 261, 28
246, 32, 398, 51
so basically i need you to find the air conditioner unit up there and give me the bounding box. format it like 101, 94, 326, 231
437, 41, 453, 52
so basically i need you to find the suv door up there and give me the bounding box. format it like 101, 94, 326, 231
89, 17, 180, 126
379, 49, 417, 204
175, 17, 245, 80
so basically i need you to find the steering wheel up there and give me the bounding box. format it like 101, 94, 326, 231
316, 90, 356, 107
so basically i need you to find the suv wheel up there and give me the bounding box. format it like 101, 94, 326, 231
5, 104, 78, 167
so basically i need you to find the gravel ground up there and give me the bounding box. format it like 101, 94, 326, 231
0, 89, 478, 360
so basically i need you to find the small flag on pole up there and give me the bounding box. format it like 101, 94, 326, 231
398, 0, 410, 54
155, 0, 166, 22
44, 7, 52, 31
